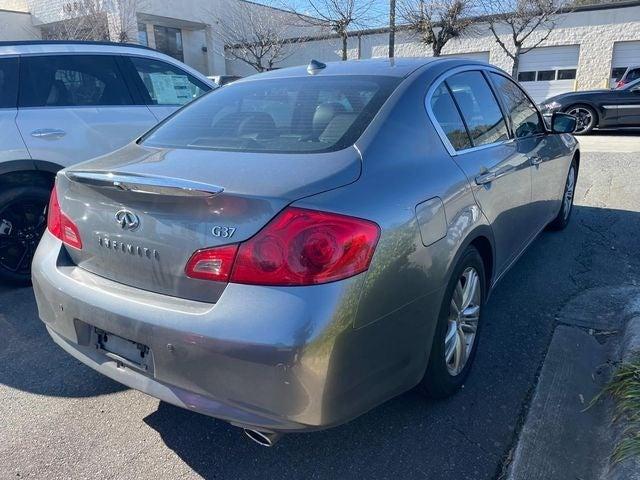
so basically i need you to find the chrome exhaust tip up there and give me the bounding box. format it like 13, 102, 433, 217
243, 429, 282, 447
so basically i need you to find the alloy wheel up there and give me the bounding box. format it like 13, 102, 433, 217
445, 266, 482, 376
563, 166, 576, 220
0, 199, 47, 276
567, 107, 594, 134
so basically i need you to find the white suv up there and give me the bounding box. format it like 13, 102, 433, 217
0, 41, 214, 284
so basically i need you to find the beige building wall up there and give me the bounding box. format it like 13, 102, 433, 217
226, 3, 640, 91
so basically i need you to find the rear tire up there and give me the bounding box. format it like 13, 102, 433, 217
548, 159, 577, 231
420, 246, 485, 399
0, 186, 50, 285
565, 104, 596, 134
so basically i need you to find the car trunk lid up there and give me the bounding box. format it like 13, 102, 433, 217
57, 143, 360, 302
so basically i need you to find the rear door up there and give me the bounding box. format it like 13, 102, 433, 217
122, 55, 211, 121
15, 54, 158, 169
0, 56, 29, 164
430, 70, 535, 272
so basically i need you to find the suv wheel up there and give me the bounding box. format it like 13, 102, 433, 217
420, 246, 485, 398
0, 186, 50, 285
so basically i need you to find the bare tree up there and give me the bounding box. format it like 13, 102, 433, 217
40, 0, 141, 42
216, 1, 299, 72
288, 0, 377, 61
482, 0, 567, 77
399, 0, 475, 57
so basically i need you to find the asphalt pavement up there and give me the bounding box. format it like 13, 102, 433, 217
2, 140, 640, 480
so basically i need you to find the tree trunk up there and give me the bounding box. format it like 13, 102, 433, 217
511, 45, 521, 78
342, 34, 348, 61
389, 0, 396, 58
433, 42, 442, 57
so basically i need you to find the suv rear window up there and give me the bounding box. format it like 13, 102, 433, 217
19, 55, 132, 107
142, 76, 400, 153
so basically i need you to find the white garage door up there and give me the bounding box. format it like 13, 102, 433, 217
517, 45, 580, 103
442, 51, 490, 63
611, 41, 640, 87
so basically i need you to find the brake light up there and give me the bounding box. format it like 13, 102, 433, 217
47, 185, 83, 250
185, 244, 238, 282
185, 208, 380, 286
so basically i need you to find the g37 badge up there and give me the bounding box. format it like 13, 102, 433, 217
211, 225, 236, 239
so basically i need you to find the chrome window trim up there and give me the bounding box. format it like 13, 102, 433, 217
425, 64, 513, 157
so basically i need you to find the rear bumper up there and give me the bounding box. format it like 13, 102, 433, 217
32, 231, 438, 432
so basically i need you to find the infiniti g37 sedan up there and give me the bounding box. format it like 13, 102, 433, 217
32, 58, 578, 446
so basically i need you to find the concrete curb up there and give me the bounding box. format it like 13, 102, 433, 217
602, 316, 640, 480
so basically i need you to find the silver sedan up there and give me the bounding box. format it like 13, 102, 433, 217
32, 57, 578, 446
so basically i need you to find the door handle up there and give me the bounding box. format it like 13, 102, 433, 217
529, 156, 543, 165
31, 128, 66, 139
475, 165, 515, 185
475, 171, 497, 185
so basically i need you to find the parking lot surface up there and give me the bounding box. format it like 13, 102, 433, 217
2, 139, 640, 480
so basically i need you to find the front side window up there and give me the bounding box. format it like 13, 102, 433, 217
129, 56, 209, 106
142, 76, 400, 154
430, 83, 471, 151
446, 71, 509, 148
19, 55, 132, 107
626, 68, 640, 82
0, 57, 18, 108
490, 73, 544, 138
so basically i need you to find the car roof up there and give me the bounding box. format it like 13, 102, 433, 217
0, 40, 155, 56
239, 57, 489, 82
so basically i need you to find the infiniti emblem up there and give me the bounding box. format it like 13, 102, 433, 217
115, 209, 140, 231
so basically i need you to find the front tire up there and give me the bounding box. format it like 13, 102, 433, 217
565, 104, 596, 134
0, 186, 50, 285
420, 246, 485, 399
548, 160, 577, 231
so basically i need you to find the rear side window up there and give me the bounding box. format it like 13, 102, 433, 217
430, 83, 471, 151
490, 73, 545, 138
142, 76, 400, 153
0, 57, 18, 108
19, 55, 133, 107
446, 71, 509, 148
129, 56, 209, 106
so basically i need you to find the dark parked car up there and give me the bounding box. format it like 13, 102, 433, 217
540, 77, 640, 134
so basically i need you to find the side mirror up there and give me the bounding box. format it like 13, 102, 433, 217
551, 112, 576, 134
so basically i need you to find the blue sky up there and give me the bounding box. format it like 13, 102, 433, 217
254, 0, 392, 29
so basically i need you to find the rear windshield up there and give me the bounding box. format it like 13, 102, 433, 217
142, 75, 400, 153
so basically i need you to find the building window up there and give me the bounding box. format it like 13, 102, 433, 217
557, 69, 576, 80
517, 71, 536, 82
138, 23, 148, 46
536, 70, 556, 81
153, 26, 183, 62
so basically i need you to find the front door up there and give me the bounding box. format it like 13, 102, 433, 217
606, 86, 640, 126
15, 54, 158, 169
488, 72, 567, 228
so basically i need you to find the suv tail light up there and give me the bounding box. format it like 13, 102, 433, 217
185, 207, 380, 286
47, 185, 83, 250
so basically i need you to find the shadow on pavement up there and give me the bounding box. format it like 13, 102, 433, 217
0, 284, 125, 398
143, 204, 640, 480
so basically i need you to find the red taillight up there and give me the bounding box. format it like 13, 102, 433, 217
184, 207, 380, 286
47, 186, 83, 250
185, 244, 239, 282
